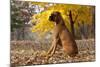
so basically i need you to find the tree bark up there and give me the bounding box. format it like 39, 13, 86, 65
69, 10, 75, 38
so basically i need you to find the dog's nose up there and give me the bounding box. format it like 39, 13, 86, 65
49, 16, 52, 21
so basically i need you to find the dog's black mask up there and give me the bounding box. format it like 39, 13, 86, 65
49, 12, 61, 23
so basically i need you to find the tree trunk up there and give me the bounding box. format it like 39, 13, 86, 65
69, 10, 75, 38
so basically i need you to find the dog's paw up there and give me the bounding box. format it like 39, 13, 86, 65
39, 51, 47, 57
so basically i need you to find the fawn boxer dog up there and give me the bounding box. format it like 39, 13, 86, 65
47, 11, 78, 57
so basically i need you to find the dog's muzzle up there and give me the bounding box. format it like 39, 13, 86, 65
49, 16, 53, 21
49, 15, 55, 21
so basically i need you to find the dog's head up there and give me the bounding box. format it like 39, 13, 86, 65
49, 12, 61, 23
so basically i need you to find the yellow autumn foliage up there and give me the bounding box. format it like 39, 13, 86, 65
31, 3, 93, 35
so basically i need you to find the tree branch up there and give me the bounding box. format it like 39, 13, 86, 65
73, 14, 78, 23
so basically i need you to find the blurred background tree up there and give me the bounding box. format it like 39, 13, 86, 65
11, 0, 35, 40
11, 1, 95, 40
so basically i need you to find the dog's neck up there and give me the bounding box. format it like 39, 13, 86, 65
55, 18, 65, 25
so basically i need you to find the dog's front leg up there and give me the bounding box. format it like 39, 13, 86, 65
45, 38, 58, 60
46, 40, 55, 55
46, 32, 59, 57
46, 26, 59, 59
48, 38, 58, 56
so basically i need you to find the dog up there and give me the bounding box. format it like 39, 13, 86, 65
47, 11, 78, 57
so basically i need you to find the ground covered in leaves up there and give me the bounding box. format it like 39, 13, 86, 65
11, 39, 95, 66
